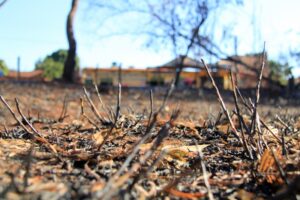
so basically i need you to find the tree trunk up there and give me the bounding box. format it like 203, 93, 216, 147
174, 65, 183, 86
63, 0, 79, 82
174, 55, 185, 87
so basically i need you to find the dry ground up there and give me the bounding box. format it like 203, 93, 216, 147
0, 81, 299, 199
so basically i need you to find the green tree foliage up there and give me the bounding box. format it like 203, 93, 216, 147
35, 49, 79, 80
269, 60, 292, 85
0, 59, 9, 76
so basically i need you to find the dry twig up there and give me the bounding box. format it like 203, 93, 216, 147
201, 59, 242, 144
0, 96, 32, 135
230, 71, 253, 159
97, 82, 175, 199
194, 140, 214, 200
83, 87, 106, 124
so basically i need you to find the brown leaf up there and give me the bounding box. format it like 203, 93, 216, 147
26, 182, 67, 194
258, 148, 284, 184
92, 132, 104, 146
217, 124, 230, 133
166, 188, 206, 199
91, 182, 105, 193
162, 144, 210, 167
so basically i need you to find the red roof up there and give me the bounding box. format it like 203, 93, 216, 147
218, 54, 270, 77
0, 70, 44, 81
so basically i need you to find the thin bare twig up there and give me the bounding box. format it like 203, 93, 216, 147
236, 87, 281, 143
141, 109, 180, 163
98, 82, 175, 199
194, 140, 214, 200
58, 95, 69, 122
94, 84, 112, 121
83, 87, 106, 124
97, 83, 122, 150
276, 115, 292, 132
84, 161, 101, 181
80, 97, 100, 130
147, 89, 154, 127
270, 148, 289, 185
23, 146, 33, 189
250, 43, 266, 136
201, 59, 242, 144
282, 129, 287, 156
0, 96, 32, 135
249, 44, 266, 155
230, 71, 253, 159
101, 109, 179, 200
15, 98, 59, 155
2, 123, 9, 137
0, 172, 20, 198
128, 149, 167, 190
1, 96, 58, 155
126, 110, 179, 192
15, 98, 42, 137
94, 84, 104, 107
114, 83, 122, 126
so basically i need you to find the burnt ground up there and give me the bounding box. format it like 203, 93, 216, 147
0, 81, 299, 199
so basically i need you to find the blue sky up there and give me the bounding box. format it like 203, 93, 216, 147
0, 0, 300, 77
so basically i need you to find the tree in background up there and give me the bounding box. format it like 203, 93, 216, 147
0, 59, 9, 76
269, 60, 292, 85
89, 0, 244, 86
0, 0, 8, 8
36, 49, 79, 80
63, 0, 79, 82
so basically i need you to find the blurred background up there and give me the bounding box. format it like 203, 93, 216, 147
0, 0, 299, 94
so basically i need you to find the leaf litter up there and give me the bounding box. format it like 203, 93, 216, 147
0, 78, 299, 200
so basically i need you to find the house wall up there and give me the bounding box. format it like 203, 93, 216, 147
122, 71, 147, 87
96, 70, 118, 85
198, 70, 232, 90
146, 70, 174, 85
82, 67, 232, 90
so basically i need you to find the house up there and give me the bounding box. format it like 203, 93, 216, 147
0, 69, 44, 81
80, 54, 271, 90
217, 54, 270, 89
157, 56, 233, 90
82, 67, 148, 87
81, 56, 233, 90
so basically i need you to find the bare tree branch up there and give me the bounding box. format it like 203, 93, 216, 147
0, 0, 8, 8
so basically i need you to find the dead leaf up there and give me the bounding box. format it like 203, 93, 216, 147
217, 124, 230, 133
166, 188, 206, 199
26, 182, 67, 195
91, 182, 105, 193
162, 144, 210, 167
258, 148, 284, 184
237, 189, 257, 200
93, 132, 104, 145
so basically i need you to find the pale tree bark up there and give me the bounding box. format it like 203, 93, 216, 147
63, 0, 79, 82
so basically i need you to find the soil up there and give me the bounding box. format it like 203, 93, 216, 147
0, 81, 299, 199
